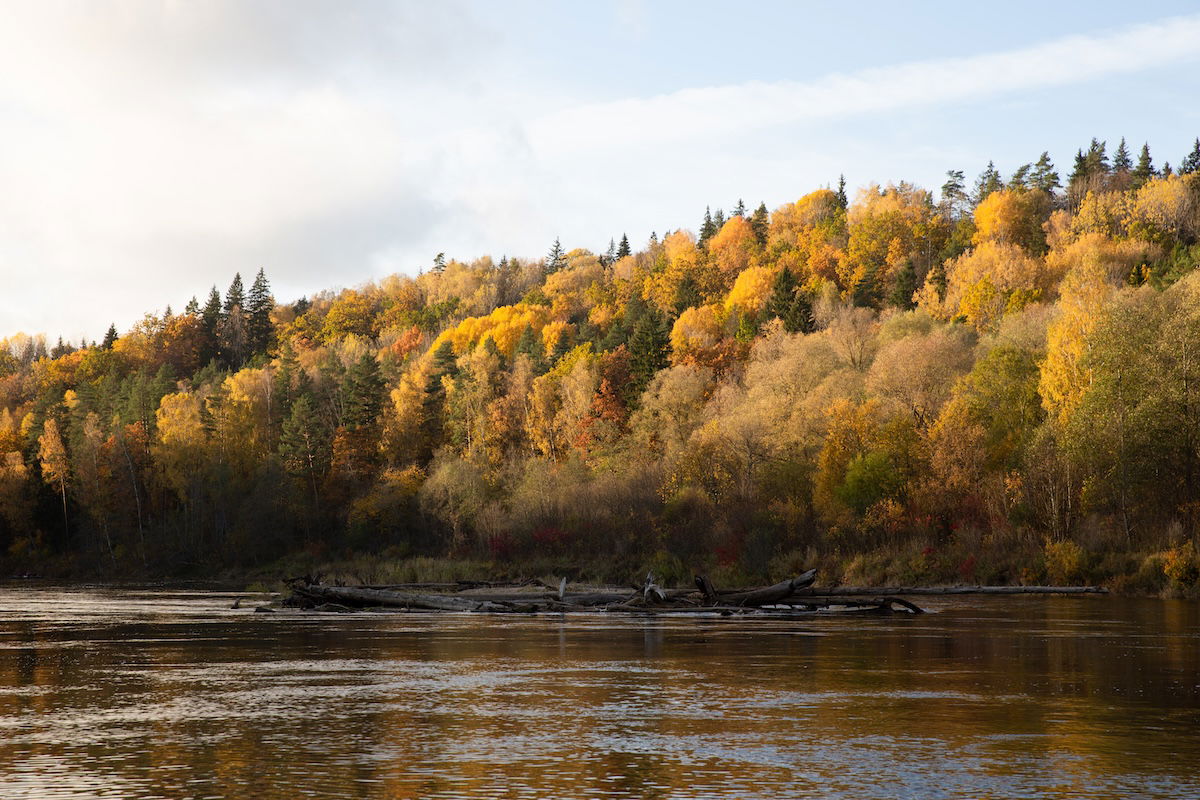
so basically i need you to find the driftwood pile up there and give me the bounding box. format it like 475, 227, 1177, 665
281, 569, 930, 616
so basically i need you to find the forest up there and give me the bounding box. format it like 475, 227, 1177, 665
3, 136, 1200, 592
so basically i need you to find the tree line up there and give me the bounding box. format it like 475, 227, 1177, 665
2, 135, 1200, 589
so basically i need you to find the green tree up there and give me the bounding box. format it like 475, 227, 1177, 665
973, 160, 1003, 204
279, 394, 330, 506
1181, 137, 1200, 176
764, 267, 814, 332
101, 324, 118, 350
617, 234, 631, 258
1132, 143, 1155, 188
545, 239, 565, 274
246, 268, 273, 355
627, 312, 670, 401
1031, 152, 1060, 194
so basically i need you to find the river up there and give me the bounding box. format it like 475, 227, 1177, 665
0, 587, 1196, 799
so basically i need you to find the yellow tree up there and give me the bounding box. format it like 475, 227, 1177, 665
38, 417, 70, 536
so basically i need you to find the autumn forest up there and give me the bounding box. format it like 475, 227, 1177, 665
3, 136, 1200, 591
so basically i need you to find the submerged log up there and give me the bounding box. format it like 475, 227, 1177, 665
810, 585, 1107, 596
695, 569, 818, 607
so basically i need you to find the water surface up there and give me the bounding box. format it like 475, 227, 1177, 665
1, 587, 1196, 799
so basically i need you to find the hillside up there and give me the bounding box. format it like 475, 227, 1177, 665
2, 137, 1200, 591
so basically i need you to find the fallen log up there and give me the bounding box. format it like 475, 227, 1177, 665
294, 584, 514, 612
696, 569, 818, 607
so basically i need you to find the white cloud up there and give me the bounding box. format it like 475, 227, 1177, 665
529, 14, 1200, 154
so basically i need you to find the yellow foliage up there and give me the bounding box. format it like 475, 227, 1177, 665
972, 188, 1051, 252
708, 215, 757, 276
432, 303, 552, 357
541, 320, 573, 357
724, 266, 778, 314
1128, 174, 1198, 243
670, 304, 726, 355
155, 392, 206, 450
917, 241, 1049, 327
1039, 256, 1113, 424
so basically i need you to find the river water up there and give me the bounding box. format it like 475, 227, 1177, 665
0, 588, 1196, 799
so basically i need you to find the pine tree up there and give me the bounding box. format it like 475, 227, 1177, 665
1084, 138, 1109, 176
279, 394, 329, 506
1181, 137, 1200, 175
1132, 143, 1155, 188
940, 170, 969, 218
432, 252, 446, 274
1031, 152, 1061, 194
973, 161, 1003, 204
545, 239, 565, 273
835, 175, 848, 209
712, 208, 726, 231
1008, 163, 1032, 190
223, 273, 244, 315
1113, 137, 1132, 173
101, 324, 118, 350
749, 202, 769, 245
342, 354, 385, 430
420, 340, 459, 460
184, 296, 200, 315
246, 268, 273, 355
733, 198, 746, 217
617, 234, 631, 258
549, 329, 572, 364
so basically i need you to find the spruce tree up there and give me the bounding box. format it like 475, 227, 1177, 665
420, 340, 459, 459
673, 274, 701, 315
617, 234, 631, 258
1113, 137, 1132, 173
1181, 138, 1200, 175
765, 267, 814, 333
514, 324, 546, 373
1132, 143, 1155, 188
223, 273, 244, 315
184, 296, 200, 315
549, 329, 572, 364
101, 324, 118, 350
1084, 138, 1109, 176
246, 268, 273, 355
279, 394, 329, 505
733, 198, 746, 217
545, 238, 565, 273
749, 202, 769, 245
699, 206, 716, 244
835, 175, 848, 209
1008, 163, 1032, 190
888, 262, 918, 310
627, 312, 670, 399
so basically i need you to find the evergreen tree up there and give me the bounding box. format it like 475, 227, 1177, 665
1113, 137, 1132, 173
514, 324, 546, 373
764, 267, 814, 333
602, 238, 617, 266
888, 262, 918, 310
699, 206, 716, 244
733, 198, 746, 217
1084, 138, 1110, 176
1162, 161, 1173, 177
545, 238, 566, 273
835, 175, 848, 209
223, 273, 244, 315
420, 340, 460, 459
940, 170, 969, 218
712, 208, 726, 231
549, 328, 572, 364
627, 312, 670, 399
749, 202, 769, 245
673, 274, 702, 315
246, 268, 273, 355
1031, 152, 1061, 194
279, 394, 329, 506
184, 296, 200, 315
101, 324, 118, 350
617, 234, 631, 258
1132, 143, 1155, 188
202, 286, 222, 333
1181, 137, 1200, 175
432, 252, 446, 273
342, 354, 385, 430
1008, 163, 1032, 190
973, 161, 1004, 204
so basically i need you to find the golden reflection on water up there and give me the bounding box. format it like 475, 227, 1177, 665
0, 590, 1197, 799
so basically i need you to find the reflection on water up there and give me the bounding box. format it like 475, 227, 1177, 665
0, 588, 1197, 799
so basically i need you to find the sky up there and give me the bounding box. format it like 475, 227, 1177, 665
1, 0, 1199, 343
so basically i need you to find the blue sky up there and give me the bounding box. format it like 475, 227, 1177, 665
1, 0, 1198, 342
